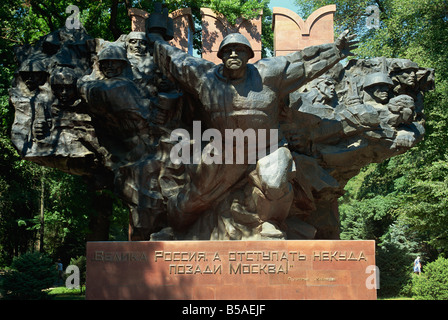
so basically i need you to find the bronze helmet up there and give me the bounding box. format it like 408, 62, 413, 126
217, 33, 254, 59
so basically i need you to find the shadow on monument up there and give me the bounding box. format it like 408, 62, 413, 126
86, 241, 198, 300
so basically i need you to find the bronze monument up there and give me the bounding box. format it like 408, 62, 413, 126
9, 4, 434, 242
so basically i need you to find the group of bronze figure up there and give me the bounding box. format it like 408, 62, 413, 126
9, 6, 434, 241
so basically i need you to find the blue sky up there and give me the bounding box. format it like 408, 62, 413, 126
268, 0, 300, 13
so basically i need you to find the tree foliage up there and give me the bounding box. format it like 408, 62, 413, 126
375, 222, 419, 297
0, 251, 57, 299
412, 257, 448, 300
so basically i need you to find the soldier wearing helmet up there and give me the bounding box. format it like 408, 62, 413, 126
126, 32, 149, 58
390, 60, 419, 96
363, 72, 394, 104
19, 59, 49, 93
148, 29, 358, 234
391, 60, 419, 86
387, 94, 416, 128
15, 58, 52, 141
50, 67, 78, 106
217, 33, 255, 59
98, 45, 129, 79
217, 33, 254, 80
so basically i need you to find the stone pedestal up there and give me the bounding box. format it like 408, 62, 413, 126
86, 240, 377, 300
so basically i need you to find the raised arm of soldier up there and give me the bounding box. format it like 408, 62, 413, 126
148, 32, 215, 98
278, 30, 358, 96
307, 30, 358, 73
148, 30, 357, 101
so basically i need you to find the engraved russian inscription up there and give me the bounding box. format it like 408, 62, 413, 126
151, 249, 369, 277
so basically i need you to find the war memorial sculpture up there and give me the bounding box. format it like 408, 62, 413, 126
9, 4, 433, 243
8, 2, 435, 300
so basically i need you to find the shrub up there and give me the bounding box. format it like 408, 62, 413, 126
375, 222, 417, 298
412, 256, 448, 300
0, 252, 57, 300
376, 242, 413, 297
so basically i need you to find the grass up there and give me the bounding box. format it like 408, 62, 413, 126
46, 286, 416, 300
379, 296, 414, 300
47, 286, 85, 300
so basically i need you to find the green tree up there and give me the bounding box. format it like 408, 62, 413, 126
376, 222, 419, 297
340, 194, 398, 241
412, 256, 448, 300
396, 157, 448, 254
0, 144, 42, 265
0, 251, 57, 300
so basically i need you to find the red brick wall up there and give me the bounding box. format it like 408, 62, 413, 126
200, 8, 262, 64
272, 5, 336, 56
128, 8, 195, 53
129, 5, 336, 60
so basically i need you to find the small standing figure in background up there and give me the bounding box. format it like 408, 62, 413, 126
414, 256, 422, 275
56, 258, 64, 285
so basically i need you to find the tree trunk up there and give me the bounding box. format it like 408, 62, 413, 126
86, 188, 113, 241
38, 171, 45, 252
